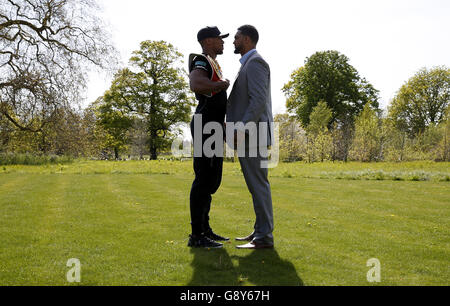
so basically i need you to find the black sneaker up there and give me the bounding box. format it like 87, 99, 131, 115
188, 235, 223, 248
204, 230, 230, 242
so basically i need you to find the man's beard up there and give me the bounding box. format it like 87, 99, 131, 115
234, 45, 241, 54
216, 46, 224, 55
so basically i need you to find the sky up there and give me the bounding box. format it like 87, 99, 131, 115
87, 0, 450, 115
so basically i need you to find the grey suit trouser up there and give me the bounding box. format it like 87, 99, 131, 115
238, 147, 274, 244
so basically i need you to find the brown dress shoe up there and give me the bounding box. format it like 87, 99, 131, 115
236, 241, 274, 249
235, 233, 255, 242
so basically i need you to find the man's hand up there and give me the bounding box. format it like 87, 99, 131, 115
215, 79, 230, 93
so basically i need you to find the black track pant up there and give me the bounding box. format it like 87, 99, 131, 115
189, 117, 224, 236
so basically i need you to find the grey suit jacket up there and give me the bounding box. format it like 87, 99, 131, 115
227, 51, 274, 147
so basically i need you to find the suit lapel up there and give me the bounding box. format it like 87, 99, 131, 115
232, 51, 259, 91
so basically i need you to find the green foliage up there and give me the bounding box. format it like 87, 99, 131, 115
388, 66, 450, 137
381, 117, 409, 162
437, 106, 450, 161
0, 121, 39, 153
275, 114, 306, 162
413, 124, 444, 160
41, 107, 106, 157
274, 108, 448, 163
308, 130, 333, 163
0, 106, 105, 158
306, 101, 332, 136
100, 40, 194, 160
283, 50, 380, 128
306, 102, 333, 162
383, 105, 449, 162
95, 95, 133, 159
349, 103, 382, 162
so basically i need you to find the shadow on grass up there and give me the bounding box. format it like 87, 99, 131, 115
188, 248, 303, 286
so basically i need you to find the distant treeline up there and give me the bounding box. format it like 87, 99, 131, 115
0, 0, 448, 163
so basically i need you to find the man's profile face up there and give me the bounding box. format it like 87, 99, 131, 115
233, 31, 245, 55
204, 37, 224, 55
215, 37, 225, 55
202, 37, 224, 54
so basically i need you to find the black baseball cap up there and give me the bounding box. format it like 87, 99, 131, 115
197, 26, 229, 42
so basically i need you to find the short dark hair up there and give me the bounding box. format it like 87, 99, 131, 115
238, 25, 259, 45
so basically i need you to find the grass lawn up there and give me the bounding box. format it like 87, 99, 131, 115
0, 160, 449, 286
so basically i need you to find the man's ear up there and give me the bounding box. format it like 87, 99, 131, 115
244, 36, 255, 48
200, 38, 208, 48
204, 37, 213, 46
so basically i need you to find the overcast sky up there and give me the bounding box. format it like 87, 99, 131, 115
87, 0, 450, 115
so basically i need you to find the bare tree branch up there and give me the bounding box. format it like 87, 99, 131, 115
0, 0, 117, 132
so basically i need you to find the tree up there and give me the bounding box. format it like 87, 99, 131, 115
102, 41, 194, 160
80, 106, 109, 158
36, 106, 104, 157
330, 118, 354, 162
307, 101, 333, 135
437, 106, 450, 161
388, 66, 450, 137
0, 112, 14, 151
283, 50, 379, 128
275, 113, 306, 162
305, 101, 333, 162
349, 103, 382, 162
127, 117, 150, 160
1, 102, 106, 157
382, 120, 401, 162
95, 96, 132, 160
0, 0, 116, 133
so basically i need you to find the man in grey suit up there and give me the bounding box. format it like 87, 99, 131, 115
226, 25, 274, 249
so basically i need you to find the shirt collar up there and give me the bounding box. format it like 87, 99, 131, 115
239, 49, 257, 65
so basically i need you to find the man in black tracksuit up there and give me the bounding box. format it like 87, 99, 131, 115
188, 26, 230, 248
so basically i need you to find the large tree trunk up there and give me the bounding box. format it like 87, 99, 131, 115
150, 146, 157, 160
400, 132, 406, 162
149, 131, 158, 160
39, 132, 48, 155
114, 147, 119, 160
